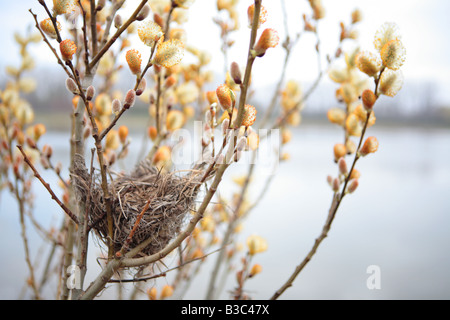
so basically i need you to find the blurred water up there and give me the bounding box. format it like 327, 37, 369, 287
1, 124, 450, 300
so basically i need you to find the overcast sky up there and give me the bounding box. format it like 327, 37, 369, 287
1, 0, 450, 105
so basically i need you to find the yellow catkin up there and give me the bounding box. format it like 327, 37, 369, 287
360, 136, 379, 156
241, 104, 257, 127
247, 4, 268, 28
153, 39, 185, 68
60, 39, 77, 61
52, 0, 76, 16
126, 49, 142, 75
253, 28, 279, 57
137, 20, 163, 47
246, 235, 268, 256
380, 39, 406, 71
160, 285, 174, 299
40, 19, 62, 39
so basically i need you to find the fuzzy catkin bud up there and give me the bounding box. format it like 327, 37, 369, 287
355, 51, 382, 78
147, 288, 157, 300
97, 0, 106, 11
361, 89, 376, 111
148, 126, 157, 141
332, 177, 340, 192
123, 90, 136, 109
118, 126, 128, 144
160, 285, 173, 300
86, 85, 95, 101
327, 175, 333, 186
136, 78, 147, 96
222, 118, 230, 135
52, 0, 76, 16
345, 139, 357, 155
136, 4, 151, 21
242, 104, 257, 127
216, 84, 235, 112
114, 14, 123, 29
40, 156, 50, 169
112, 99, 122, 114
360, 136, 379, 156
380, 39, 406, 71
249, 264, 262, 277
253, 28, 280, 57
230, 62, 242, 85
247, 4, 268, 29
333, 143, 346, 162
153, 13, 164, 29
43, 144, 53, 158
60, 39, 77, 61
126, 49, 142, 75
350, 169, 361, 180
206, 91, 218, 104
65, 78, 79, 94
153, 39, 185, 68
338, 157, 348, 175
348, 179, 359, 193
40, 19, 62, 39
378, 69, 404, 97
164, 75, 177, 89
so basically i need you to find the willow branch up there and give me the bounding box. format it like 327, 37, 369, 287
109, 247, 224, 284
29, 9, 73, 79
90, 0, 98, 56
17, 145, 79, 225
89, 0, 149, 69
270, 68, 386, 300
234, 0, 261, 128
101, 0, 126, 48
37, 0, 62, 43
98, 41, 158, 142
77, 0, 90, 72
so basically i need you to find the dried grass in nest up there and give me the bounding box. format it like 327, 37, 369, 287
72, 154, 205, 257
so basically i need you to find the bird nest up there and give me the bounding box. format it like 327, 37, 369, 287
71, 154, 205, 257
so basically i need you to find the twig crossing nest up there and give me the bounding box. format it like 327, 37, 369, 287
72, 154, 206, 256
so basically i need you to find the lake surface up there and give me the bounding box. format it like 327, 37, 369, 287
1, 123, 450, 300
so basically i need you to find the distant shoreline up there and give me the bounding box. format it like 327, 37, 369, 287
34, 112, 450, 132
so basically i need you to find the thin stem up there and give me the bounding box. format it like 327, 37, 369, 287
98, 42, 158, 142
89, 0, 149, 70
17, 145, 79, 225
101, 0, 126, 47
90, 0, 98, 56
60, 219, 75, 300
164, 4, 176, 40
37, 0, 63, 43
71, 148, 95, 299
109, 247, 224, 283
233, 0, 261, 128
29, 9, 73, 79
270, 70, 385, 300
77, 0, 90, 73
